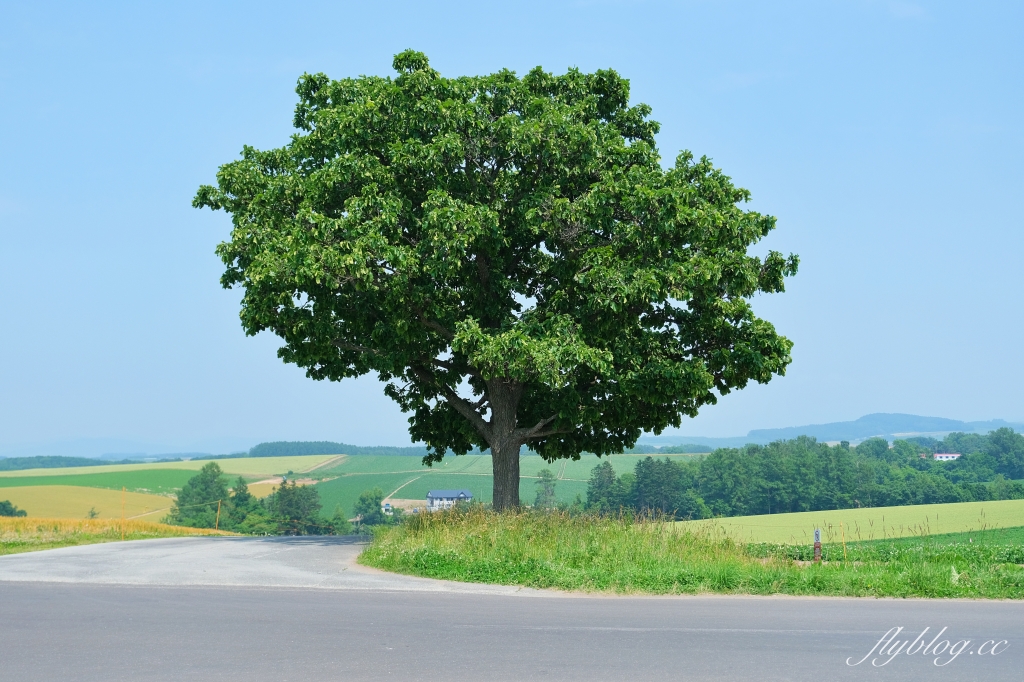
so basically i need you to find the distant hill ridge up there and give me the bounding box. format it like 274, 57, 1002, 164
639, 413, 1024, 448
745, 413, 1024, 443
247, 441, 430, 458
3, 414, 1020, 470
0, 455, 142, 471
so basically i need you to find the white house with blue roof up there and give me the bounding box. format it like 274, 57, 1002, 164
426, 489, 473, 511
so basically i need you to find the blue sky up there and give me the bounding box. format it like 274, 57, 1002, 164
0, 1, 1021, 455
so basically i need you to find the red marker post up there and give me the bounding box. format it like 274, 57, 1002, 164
813, 528, 822, 563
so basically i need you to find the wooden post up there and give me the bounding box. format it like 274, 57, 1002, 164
813, 528, 822, 563
121, 486, 126, 541
841, 522, 848, 562
215, 500, 222, 531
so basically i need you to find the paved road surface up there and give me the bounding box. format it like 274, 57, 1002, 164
1, 537, 1021, 681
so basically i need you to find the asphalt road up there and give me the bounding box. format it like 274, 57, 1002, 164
1, 537, 1021, 681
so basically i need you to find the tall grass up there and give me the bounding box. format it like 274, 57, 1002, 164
0, 518, 233, 556
359, 507, 1024, 598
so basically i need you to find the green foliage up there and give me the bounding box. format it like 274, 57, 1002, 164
330, 505, 352, 535
353, 487, 388, 526
585, 433, 1024, 520
230, 477, 254, 507
0, 500, 27, 517
586, 462, 630, 513
859, 428, 1024, 483
267, 481, 323, 534
658, 444, 713, 454
533, 469, 558, 508
167, 463, 230, 528
195, 50, 798, 509
360, 508, 1024, 598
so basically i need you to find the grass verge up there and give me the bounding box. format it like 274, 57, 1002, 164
358, 507, 1024, 598
0, 518, 234, 556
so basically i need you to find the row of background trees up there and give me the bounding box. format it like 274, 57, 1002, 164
585, 428, 1024, 519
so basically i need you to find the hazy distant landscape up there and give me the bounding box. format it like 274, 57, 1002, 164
3, 413, 1022, 530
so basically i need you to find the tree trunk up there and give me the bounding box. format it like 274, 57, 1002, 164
491, 438, 522, 512
487, 379, 523, 512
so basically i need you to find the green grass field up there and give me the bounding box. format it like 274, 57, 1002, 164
361, 507, 1024, 598
0, 469, 196, 495
310, 454, 609, 516
680, 499, 1024, 544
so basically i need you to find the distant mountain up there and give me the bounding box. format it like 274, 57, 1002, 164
746, 413, 1024, 443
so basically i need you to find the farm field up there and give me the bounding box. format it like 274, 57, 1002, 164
309, 452, 703, 481
0, 486, 174, 520
0, 451, 707, 521
0, 469, 195, 495
680, 498, 1024, 544
0, 455, 337, 479
309, 453, 644, 516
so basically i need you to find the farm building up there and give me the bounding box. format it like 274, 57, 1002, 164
933, 453, 961, 461
426, 489, 473, 510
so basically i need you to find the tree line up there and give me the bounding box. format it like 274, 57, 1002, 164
586, 429, 1024, 519
166, 463, 400, 534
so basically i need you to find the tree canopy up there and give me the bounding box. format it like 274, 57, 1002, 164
167, 462, 229, 528
195, 51, 798, 509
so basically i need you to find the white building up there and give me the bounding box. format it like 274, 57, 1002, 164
933, 453, 961, 461
426, 489, 473, 510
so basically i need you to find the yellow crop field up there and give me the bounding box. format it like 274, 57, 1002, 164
0, 517, 233, 556
679, 499, 1024, 544
0, 485, 174, 520
0, 455, 337, 479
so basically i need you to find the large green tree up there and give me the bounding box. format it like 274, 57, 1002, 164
195, 51, 798, 510
168, 462, 229, 528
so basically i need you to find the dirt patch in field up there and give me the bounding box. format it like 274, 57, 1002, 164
247, 477, 327, 499
382, 498, 425, 511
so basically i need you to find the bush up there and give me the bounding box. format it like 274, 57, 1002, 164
0, 500, 27, 517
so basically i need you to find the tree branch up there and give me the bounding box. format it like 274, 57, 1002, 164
417, 314, 455, 340
515, 414, 567, 440
409, 366, 492, 441
523, 427, 574, 440
430, 357, 481, 378
332, 340, 379, 355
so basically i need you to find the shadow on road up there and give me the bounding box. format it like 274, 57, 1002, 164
238, 535, 371, 546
